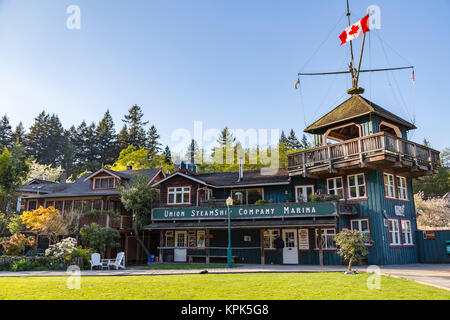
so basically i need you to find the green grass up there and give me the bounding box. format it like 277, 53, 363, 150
0, 273, 448, 300
0, 273, 450, 300
141, 263, 241, 270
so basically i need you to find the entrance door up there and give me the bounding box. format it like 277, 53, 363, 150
282, 229, 298, 264
174, 231, 187, 262
295, 186, 314, 202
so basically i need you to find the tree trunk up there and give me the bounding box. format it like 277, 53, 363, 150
133, 218, 150, 256
348, 258, 352, 271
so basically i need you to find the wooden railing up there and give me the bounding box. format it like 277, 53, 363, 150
79, 214, 133, 229
288, 132, 440, 172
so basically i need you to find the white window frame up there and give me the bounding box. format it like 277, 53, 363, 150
93, 177, 115, 190
326, 177, 344, 200
315, 228, 336, 250
347, 173, 366, 200
401, 220, 413, 245
231, 188, 264, 205
263, 229, 280, 249
384, 173, 396, 199
388, 219, 401, 246
350, 218, 371, 245
196, 230, 206, 248
397, 176, 408, 201
167, 186, 191, 205
295, 185, 315, 203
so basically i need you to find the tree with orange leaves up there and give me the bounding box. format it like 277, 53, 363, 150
21, 206, 69, 244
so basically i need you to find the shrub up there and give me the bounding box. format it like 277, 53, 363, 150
45, 237, 77, 263
66, 246, 92, 270
0, 233, 36, 256
0, 256, 62, 271
334, 230, 370, 272
255, 200, 267, 205
80, 223, 120, 256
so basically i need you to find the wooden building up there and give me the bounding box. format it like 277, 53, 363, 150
20, 167, 165, 264
147, 95, 440, 265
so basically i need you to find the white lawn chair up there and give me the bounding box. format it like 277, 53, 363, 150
90, 253, 102, 270
104, 252, 126, 270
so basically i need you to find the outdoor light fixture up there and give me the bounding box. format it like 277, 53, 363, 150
226, 196, 233, 268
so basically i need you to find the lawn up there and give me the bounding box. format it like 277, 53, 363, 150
0, 273, 448, 300
141, 263, 241, 270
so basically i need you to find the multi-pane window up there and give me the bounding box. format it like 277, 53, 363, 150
197, 230, 206, 248
165, 231, 174, 247
315, 229, 336, 249
384, 173, 395, 199
347, 173, 366, 199
28, 200, 38, 211
167, 187, 191, 205
295, 185, 314, 203
388, 219, 401, 245
351, 219, 371, 244
263, 229, 280, 249
94, 177, 115, 189
231, 189, 263, 205
401, 220, 413, 245
397, 176, 408, 200
188, 231, 197, 247
327, 177, 344, 200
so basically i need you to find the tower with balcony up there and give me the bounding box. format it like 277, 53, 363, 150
288, 94, 440, 264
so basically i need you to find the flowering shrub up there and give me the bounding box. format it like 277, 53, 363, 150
0, 233, 36, 256
45, 237, 77, 262
0, 256, 62, 271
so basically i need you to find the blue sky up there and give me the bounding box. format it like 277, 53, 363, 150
0, 0, 448, 155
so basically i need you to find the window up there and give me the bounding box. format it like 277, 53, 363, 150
384, 173, 395, 199
263, 229, 280, 249
188, 231, 197, 247
94, 177, 115, 189
351, 219, 371, 244
28, 200, 38, 211
347, 173, 366, 199
388, 219, 401, 246
167, 187, 191, 205
45, 201, 55, 208
197, 230, 206, 248
231, 189, 263, 205
397, 176, 408, 200
165, 231, 174, 247
401, 220, 413, 245
327, 177, 344, 200
295, 185, 314, 202
93, 200, 103, 210
315, 229, 336, 249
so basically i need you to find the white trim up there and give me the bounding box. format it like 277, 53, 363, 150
151, 172, 213, 188
326, 177, 344, 200
384, 173, 396, 199
84, 168, 124, 182
167, 186, 191, 205
314, 228, 336, 249
401, 220, 413, 245
231, 188, 264, 205
93, 176, 115, 190
388, 219, 401, 245
396, 176, 408, 201
347, 173, 366, 199
379, 120, 402, 138
146, 169, 165, 186
295, 185, 315, 203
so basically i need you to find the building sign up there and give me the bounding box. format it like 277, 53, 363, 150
152, 203, 337, 221
394, 205, 405, 216
423, 230, 436, 240
298, 229, 309, 250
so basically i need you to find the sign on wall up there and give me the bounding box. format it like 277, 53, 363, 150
298, 229, 310, 250
152, 203, 337, 221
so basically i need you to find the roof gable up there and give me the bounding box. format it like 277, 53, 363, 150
304, 95, 416, 133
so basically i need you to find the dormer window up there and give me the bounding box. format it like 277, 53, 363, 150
94, 177, 115, 189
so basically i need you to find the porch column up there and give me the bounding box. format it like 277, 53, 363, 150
260, 229, 265, 265
205, 229, 210, 264
159, 231, 164, 263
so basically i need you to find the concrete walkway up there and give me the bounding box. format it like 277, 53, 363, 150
0, 263, 448, 290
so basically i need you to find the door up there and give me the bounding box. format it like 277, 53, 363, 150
174, 231, 187, 262
282, 229, 298, 264
296, 185, 314, 202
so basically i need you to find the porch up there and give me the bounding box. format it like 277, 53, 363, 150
287, 132, 440, 178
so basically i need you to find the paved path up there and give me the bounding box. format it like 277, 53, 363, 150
0, 264, 448, 290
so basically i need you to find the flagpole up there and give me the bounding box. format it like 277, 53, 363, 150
346, 0, 356, 88
355, 31, 367, 89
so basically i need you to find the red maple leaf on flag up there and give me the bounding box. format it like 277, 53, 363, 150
348, 24, 359, 36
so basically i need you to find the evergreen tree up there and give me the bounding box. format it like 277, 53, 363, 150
187, 139, 199, 164
146, 125, 161, 161
163, 146, 172, 165
70, 121, 98, 172
95, 110, 117, 166
115, 125, 129, 155
0, 115, 12, 150
216, 127, 236, 147
11, 122, 25, 145
24, 112, 68, 166
122, 105, 147, 148
279, 130, 288, 144
286, 129, 301, 150
300, 134, 310, 149
423, 138, 431, 148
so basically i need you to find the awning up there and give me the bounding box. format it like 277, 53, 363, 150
144, 217, 338, 230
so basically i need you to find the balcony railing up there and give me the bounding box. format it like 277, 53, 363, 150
79, 214, 133, 230
288, 132, 440, 177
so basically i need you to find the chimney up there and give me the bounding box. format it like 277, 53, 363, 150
126, 165, 132, 171
59, 170, 67, 184
238, 157, 243, 182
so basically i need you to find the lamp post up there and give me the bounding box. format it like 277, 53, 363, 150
226, 196, 233, 268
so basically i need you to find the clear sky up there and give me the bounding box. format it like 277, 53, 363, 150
0, 0, 448, 155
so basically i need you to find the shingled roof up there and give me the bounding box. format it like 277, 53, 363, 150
304, 94, 416, 133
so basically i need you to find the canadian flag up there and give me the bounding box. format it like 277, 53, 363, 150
339, 14, 370, 45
